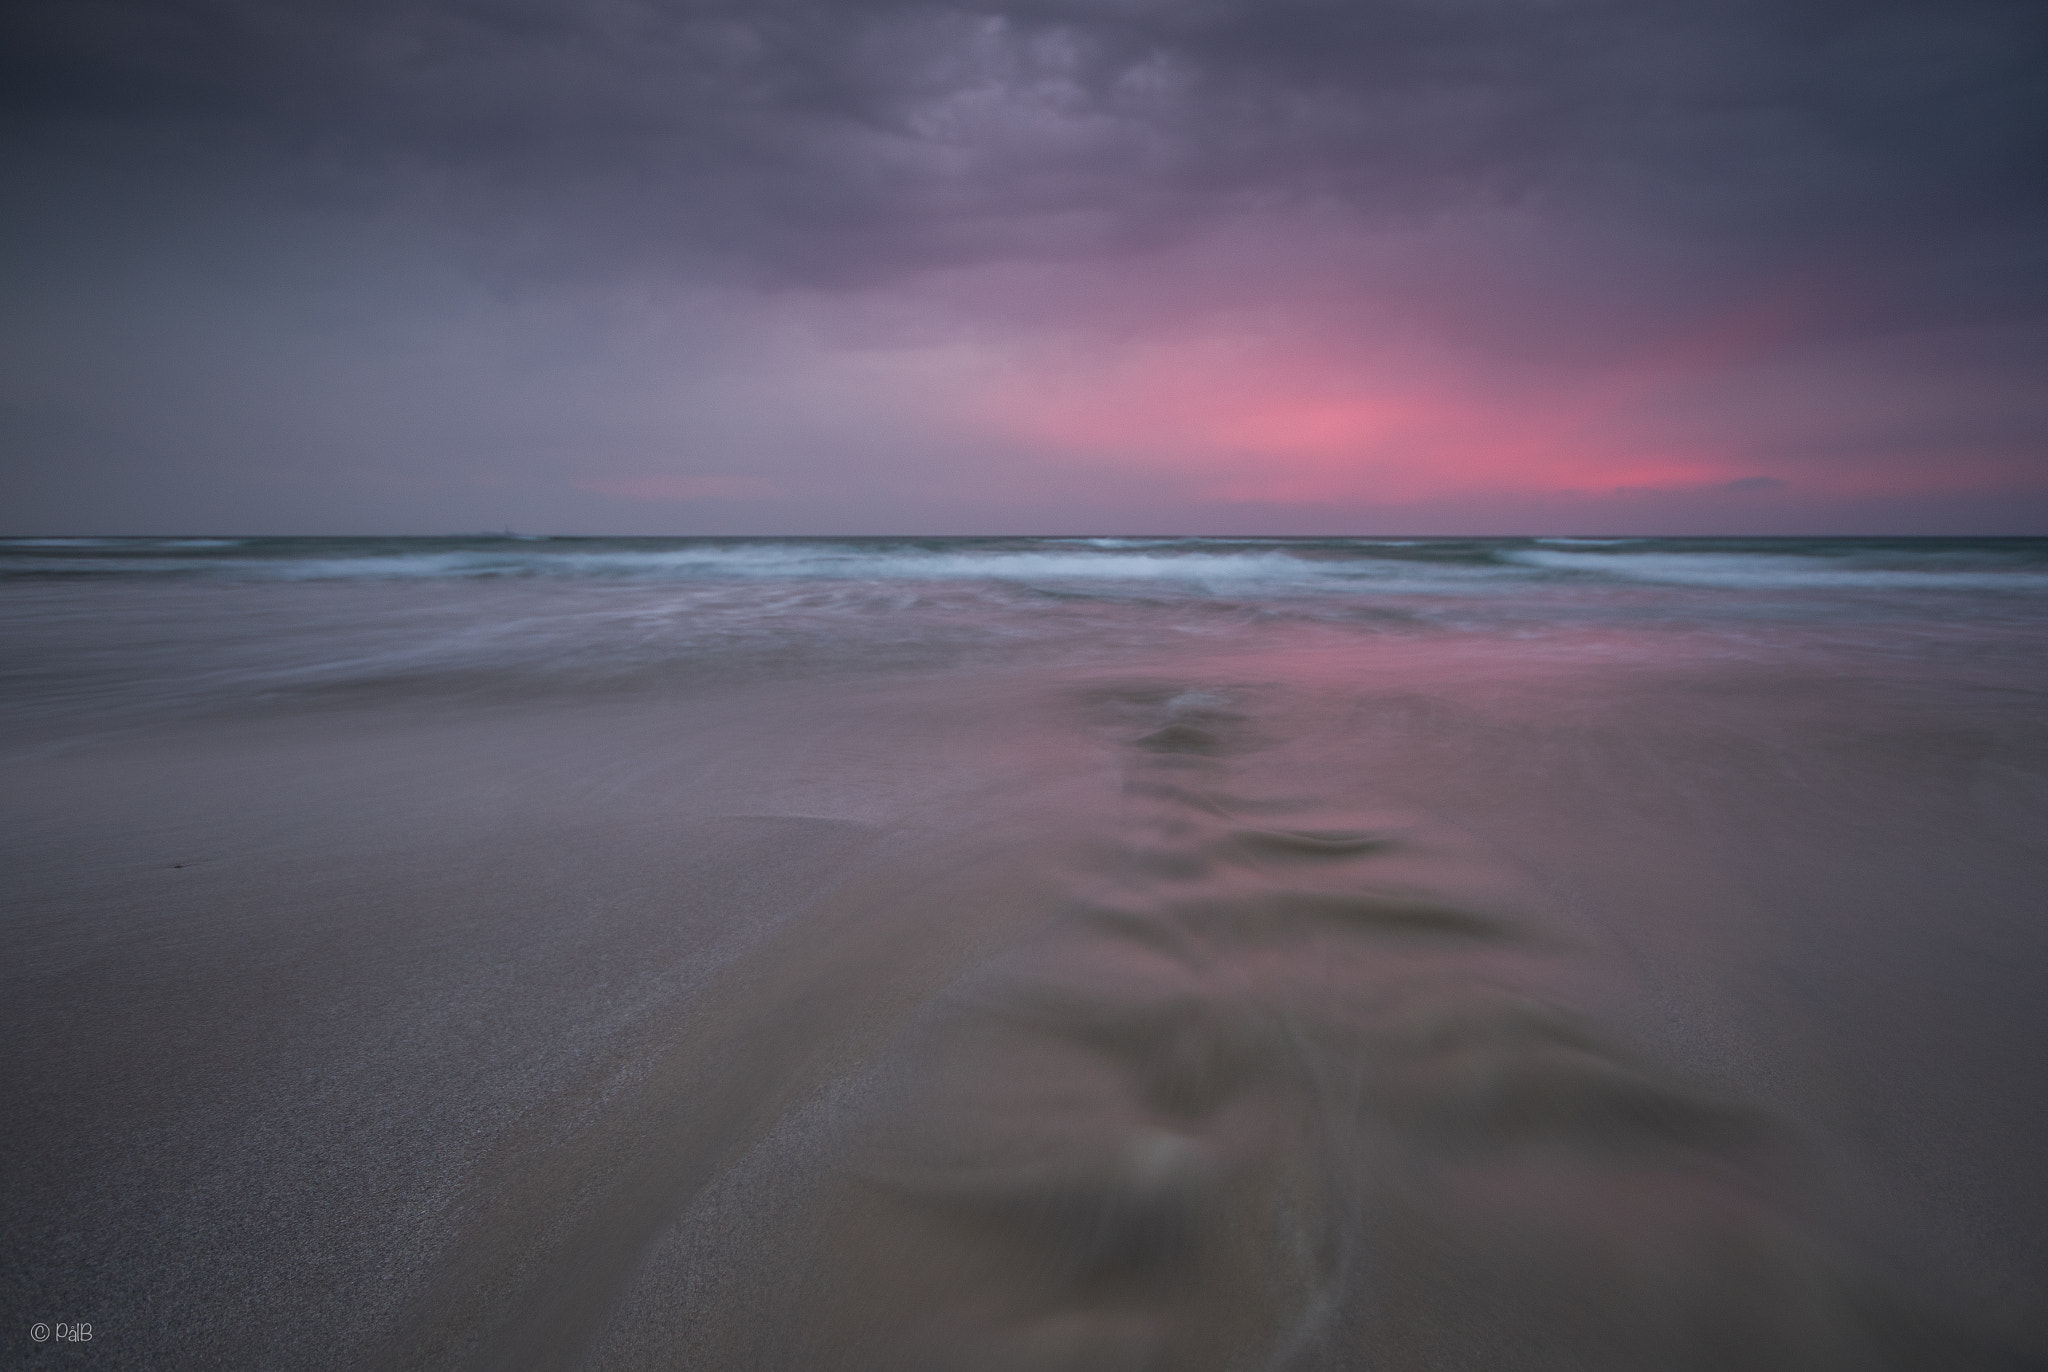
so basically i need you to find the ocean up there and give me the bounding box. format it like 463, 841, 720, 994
4, 535, 2046, 1368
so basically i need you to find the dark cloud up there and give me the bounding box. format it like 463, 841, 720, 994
7, 0, 2044, 291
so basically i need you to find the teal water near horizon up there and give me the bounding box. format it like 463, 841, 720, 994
6, 535, 2046, 736
7, 532, 2048, 589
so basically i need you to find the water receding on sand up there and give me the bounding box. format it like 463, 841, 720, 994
359, 677, 2038, 1371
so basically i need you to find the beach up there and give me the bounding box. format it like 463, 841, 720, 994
4, 536, 2046, 1368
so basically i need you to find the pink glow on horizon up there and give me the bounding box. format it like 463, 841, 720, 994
963, 329, 1745, 505
951, 278, 2025, 509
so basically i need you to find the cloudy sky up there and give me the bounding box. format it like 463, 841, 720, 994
4, 0, 2045, 534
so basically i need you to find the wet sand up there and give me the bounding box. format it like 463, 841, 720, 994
5, 642, 2047, 1368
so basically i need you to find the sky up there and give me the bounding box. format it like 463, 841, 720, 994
3, 0, 2045, 535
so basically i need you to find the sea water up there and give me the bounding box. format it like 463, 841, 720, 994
3, 536, 2045, 1368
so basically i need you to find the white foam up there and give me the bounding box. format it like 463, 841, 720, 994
222, 543, 1529, 595
262, 552, 530, 580
1509, 549, 2048, 591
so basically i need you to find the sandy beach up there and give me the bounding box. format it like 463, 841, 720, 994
5, 541, 2047, 1369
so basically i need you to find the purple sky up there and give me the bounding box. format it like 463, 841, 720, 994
4, 0, 2045, 534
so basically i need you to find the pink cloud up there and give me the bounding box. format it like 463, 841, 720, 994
932, 263, 2040, 515
957, 326, 1746, 505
